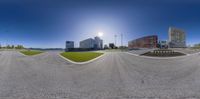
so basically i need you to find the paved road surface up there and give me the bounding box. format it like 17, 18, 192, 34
128, 49, 155, 55
170, 48, 200, 54
0, 51, 200, 99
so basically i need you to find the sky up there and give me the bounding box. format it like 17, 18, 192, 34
0, 0, 200, 48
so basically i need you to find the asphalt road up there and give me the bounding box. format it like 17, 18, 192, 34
0, 51, 200, 99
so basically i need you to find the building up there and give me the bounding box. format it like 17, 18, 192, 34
94, 36, 103, 49
109, 43, 115, 49
158, 40, 168, 49
104, 44, 109, 49
128, 35, 158, 49
80, 38, 94, 48
80, 36, 103, 49
168, 27, 186, 48
65, 41, 74, 51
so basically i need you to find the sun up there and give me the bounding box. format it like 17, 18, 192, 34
98, 32, 104, 37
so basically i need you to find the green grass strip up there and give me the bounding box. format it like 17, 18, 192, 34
20, 50, 43, 56
60, 52, 103, 62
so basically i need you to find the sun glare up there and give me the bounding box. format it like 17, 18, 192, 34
98, 32, 103, 37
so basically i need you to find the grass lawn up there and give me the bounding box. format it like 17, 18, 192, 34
20, 50, 43, 56
191, 47, 200, 49
60, 52, 104, 62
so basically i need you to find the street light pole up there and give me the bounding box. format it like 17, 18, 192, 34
121, 33, 123, 47
114, 34, 117, 47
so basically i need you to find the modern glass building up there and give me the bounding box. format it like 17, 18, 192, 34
65, 41, 74, 51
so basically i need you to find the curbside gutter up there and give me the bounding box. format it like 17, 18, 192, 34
125, 51, 200, 60
59, 53, 105, 65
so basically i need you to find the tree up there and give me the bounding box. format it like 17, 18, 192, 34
6, 45, 11, 49
193, 43, 200, 49
15, 45, 24, 49
11, 45, 15, 49
194, 43, 200, 47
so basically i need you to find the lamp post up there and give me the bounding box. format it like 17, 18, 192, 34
114, 34, 117, 47
121, 33, 123, 47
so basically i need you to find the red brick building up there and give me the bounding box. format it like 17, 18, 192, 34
128, 35, 158, 49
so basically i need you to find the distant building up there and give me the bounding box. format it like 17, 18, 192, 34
128, 35, 158, 49
80, 38, 94, 48
104, 44, 109, 49
94, 36, 103, 49
168, 27, 186, 48
65, 41, 74, 51
80, 36, 103, 49
158, 40, 168, 49
109, 43, 115, 49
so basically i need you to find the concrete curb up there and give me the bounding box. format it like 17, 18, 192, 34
186, 51, 200, 56
18, 51, 27, 56
59, 53, 105, 65
125, 51, 200, 60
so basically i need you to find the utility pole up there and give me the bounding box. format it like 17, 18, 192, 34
121, 33, 123, 47
114, 34, 117, 47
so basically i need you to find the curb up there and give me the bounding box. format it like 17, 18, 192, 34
186, 51, 200, 56
125, 51, 200, 60
18, 51, 27, 56
59, 53, 105, 65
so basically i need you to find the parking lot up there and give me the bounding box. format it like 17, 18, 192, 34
0, 50, 200, 99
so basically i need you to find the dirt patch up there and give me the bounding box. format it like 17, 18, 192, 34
141, 49, 186, 57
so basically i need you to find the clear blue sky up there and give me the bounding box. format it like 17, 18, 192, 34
0, 0, 200, 48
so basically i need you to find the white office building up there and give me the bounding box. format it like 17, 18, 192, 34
94, 36, 103, 49
80, 36, 103, 49
80, 38, 95, 48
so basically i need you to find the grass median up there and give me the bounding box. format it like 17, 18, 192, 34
20, 50, 43, 56
60, 52, 104, 62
